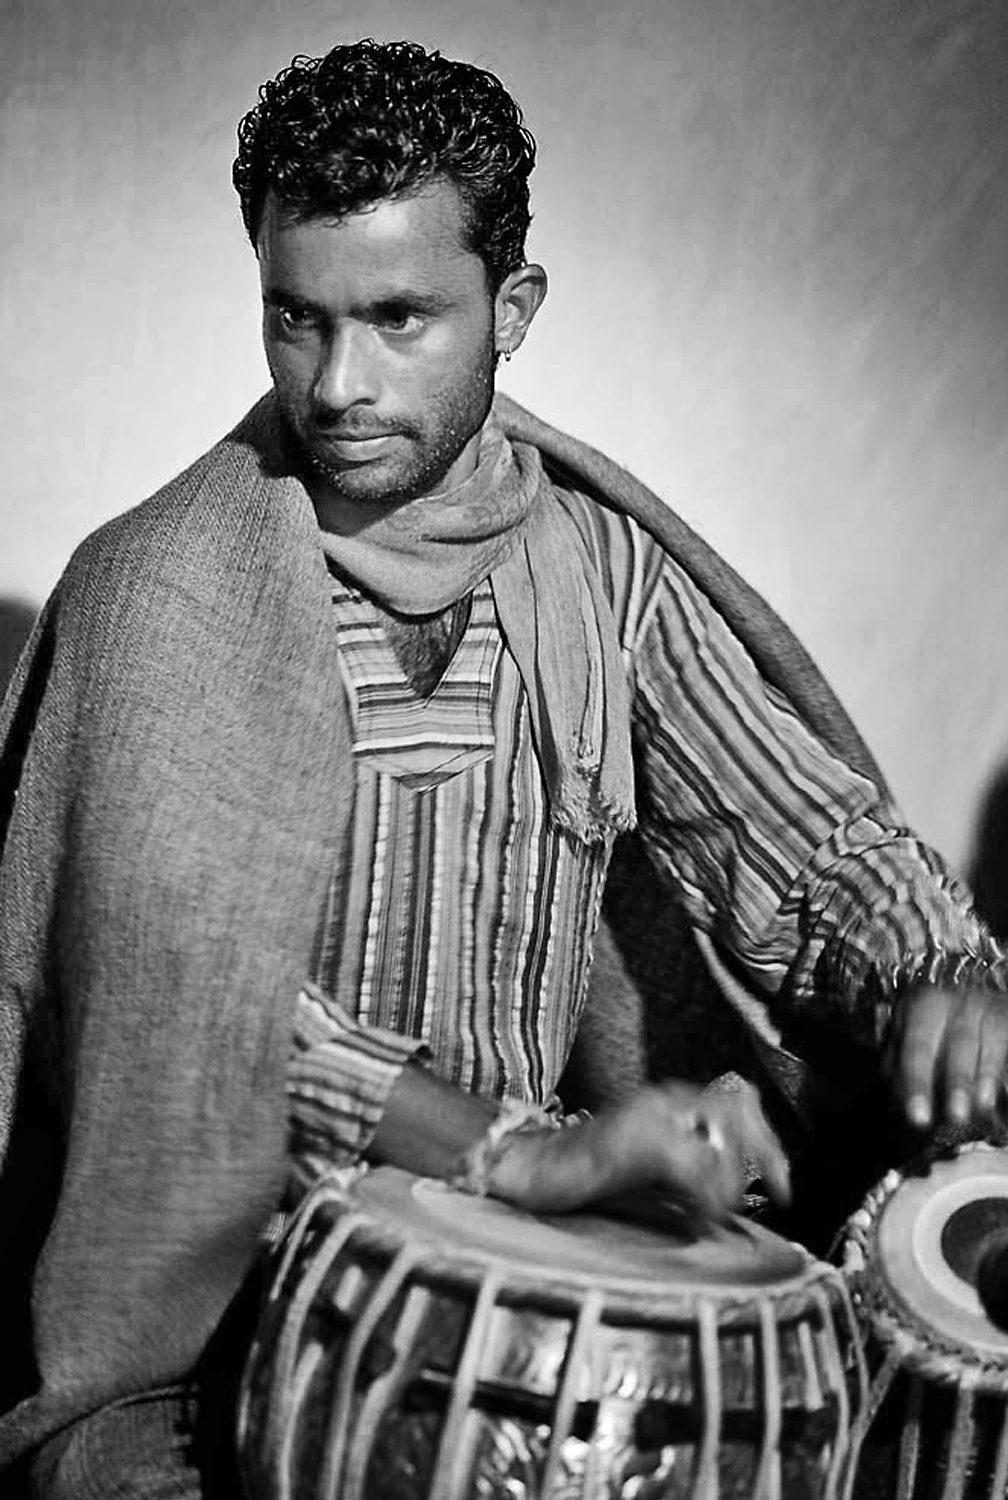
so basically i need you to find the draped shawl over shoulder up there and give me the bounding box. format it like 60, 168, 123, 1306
0, 392, 879, 1467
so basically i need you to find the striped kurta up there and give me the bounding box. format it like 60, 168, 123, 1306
288, 490, 1004, 1179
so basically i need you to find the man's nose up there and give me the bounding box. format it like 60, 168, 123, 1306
313, 324, 378, 411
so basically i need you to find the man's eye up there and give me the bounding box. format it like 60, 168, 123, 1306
376, 309, 423, 336
275, 305, 317, 334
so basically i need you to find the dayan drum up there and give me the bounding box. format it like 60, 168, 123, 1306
237, 1166, 866, 1500
839, 1142, 1008, 1499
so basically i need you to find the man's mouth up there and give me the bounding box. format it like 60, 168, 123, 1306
311, 432, 400, 462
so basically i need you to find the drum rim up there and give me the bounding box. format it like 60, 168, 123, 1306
282, 1166, 844, 1328
841, 1141, 1008, 1393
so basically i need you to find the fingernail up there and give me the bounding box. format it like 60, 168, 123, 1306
979, 1079, 997, 1112
907, 1095, 931, 1128
949, 1089, 970, 1124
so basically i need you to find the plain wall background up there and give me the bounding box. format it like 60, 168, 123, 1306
3, 0, 1007, 874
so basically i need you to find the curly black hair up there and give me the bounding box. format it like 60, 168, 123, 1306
233, 39, 536, 288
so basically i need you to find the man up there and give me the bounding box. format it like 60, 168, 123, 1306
1, 37, 1005, 1498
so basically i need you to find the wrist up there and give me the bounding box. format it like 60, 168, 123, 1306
486, 1126, 559, 1208
449, 1099, 563, 1208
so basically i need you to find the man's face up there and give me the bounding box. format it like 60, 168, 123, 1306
257, 181, 498, 506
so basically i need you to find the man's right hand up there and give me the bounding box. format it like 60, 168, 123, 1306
369, 1060, 789, 1224
491, 1078, 791, 1223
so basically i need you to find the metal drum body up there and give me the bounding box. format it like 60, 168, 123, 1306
238, 1166, 865, 1500
840, 1143, 1008, 1500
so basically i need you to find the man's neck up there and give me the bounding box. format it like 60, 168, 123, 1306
379, 594, 473, 698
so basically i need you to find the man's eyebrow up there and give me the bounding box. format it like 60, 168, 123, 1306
262, 286, 453, 316
371, 291, 452, 314
261, 287, 324, 313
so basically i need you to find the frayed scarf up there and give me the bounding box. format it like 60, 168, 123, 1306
318, 420, 635, 843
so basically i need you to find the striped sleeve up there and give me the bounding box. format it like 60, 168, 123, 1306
287, 980, 430, 1189
632, 554, 1007, 1045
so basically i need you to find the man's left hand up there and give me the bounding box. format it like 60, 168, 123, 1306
895, 983, 1008, 1130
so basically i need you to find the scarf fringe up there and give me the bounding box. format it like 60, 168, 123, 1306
549, 762, 638, 846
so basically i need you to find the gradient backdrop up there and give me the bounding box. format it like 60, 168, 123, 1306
3, 0, 1007, 877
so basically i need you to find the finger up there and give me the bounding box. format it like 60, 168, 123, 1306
897, 988, 950, 1128
650, 1149, 731, 1227
681, 1122, 744, 1222
976, 1001, 1008, 1118
634, 1088, 737, 1222
941, 991, 986, 1125
680, 1111, 748, 1222
693, 1101, 761, 1216
705, 1145, 746, 1222
749, 1117, 792, 1207
730, 1091, 791, 1207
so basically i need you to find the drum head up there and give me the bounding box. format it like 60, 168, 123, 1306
871, 1144, 1008, 1357
350, 1167, 806, 1297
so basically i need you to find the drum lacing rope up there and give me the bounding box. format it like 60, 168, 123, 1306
885, 1379, 1004, 1500
267, 1200, 369, 1500
753, 1296, 783, 1500
633, 1256, 848, 1330
321, 1240, 425, 1500
827, 1271, 871, 1500
237, 1175, 364, 1494
860, 1300, 1008, 1393
842, 1297, 1008, 1500
893, 1374, 924, 1500
991, 1402, 1008, 1498
340, 1282, 434, 1500
541, 1288, 604, 1496
694, 1298, 722, 1500
942, 1383, 981, 1500
811, 1279, 859, 1500
428, 1266, 506, 1497
267, 1168, 365, 1311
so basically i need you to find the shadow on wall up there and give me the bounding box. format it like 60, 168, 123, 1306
0, 599, 38, 699
969, 762, 1008, 943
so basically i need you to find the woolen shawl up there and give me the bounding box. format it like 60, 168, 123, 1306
0, 391, 880, 1470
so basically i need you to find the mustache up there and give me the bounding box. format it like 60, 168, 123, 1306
308, 409, 413, 441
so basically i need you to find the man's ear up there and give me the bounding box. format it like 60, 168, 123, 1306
494, 263, 548, 358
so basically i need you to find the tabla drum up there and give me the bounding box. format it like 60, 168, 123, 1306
839, 1142, 1008, 1499
237, 1165, 866, 1499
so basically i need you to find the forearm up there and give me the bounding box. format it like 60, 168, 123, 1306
365, 1059, 500, 1178
365, 1061, 596, 1210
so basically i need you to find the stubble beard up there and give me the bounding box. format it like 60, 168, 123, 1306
282, 345, 498, 508
298, 413, 481, 505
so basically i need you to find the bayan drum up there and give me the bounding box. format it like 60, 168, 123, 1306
237, 1165, 865, 1499
839, 1142, 1008, 1499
